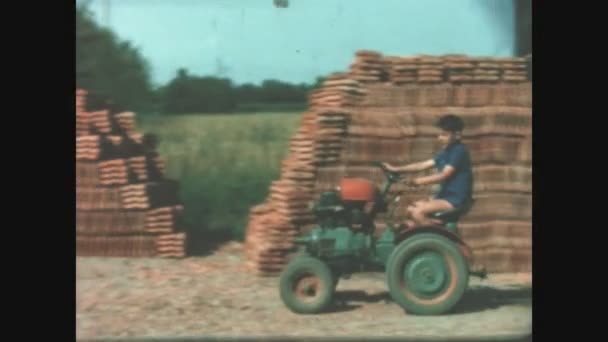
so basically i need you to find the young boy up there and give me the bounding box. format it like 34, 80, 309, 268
382, 114, 473, 228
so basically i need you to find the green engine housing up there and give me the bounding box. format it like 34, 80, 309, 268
295, 225, 397, 273
296, 188, 400, 273
306, 226, 372, 258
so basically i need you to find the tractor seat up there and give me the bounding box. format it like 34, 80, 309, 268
431, 198, 475, 222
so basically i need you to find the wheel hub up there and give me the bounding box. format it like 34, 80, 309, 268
403, 251, 447, 296
294, 275, 321, 302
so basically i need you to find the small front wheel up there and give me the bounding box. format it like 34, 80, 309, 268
279, 256, 335, 314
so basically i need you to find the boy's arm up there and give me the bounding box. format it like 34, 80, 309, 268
414, 165, 455, 185
414, 145, 466, 185
383, 159, 435, 173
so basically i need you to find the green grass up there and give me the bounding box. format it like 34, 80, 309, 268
235, 102, 308, 112
137, 112, 301, 242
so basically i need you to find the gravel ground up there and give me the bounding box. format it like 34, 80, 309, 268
76, 242, 532, 340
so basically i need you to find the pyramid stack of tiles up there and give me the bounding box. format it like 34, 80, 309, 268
76, 89, 186, 258
244, 51, 532, 276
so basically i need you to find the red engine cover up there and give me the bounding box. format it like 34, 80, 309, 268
339, 178, 376, 202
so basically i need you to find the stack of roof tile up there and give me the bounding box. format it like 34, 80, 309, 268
76, 89, 186, 258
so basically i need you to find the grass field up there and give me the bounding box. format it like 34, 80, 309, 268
138, 112, 301, 248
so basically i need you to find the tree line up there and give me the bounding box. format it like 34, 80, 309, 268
76, 4, 323, 114
158, 69, 321, 114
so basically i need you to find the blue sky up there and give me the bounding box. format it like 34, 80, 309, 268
81, 0, 515, 86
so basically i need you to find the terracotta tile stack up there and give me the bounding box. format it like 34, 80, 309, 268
415, 55, 445, 84
76, 89, 186, 258
244, 51, 532, 275
499, 57, 528, 83
442, 56, 529, 84
308, 72, 367, 108
386, 56, 417, 85
244, 110, 355, 275
444, 56, 527, 84
355, 54, 532, 87
525, 54, 532, 81
459, 109, 531, 271
443, 56, 491, 84
348, 50, 388, 84
244, 75, 363, 276
361, 83, 531, 109
471, 57, 503, 83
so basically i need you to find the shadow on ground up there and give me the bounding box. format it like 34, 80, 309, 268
451, 285, 532, 314
325, 290, 391, 313
330, 286, 531, 315
335, 290, 391, 304
323, 302, 362, 313
185, 229, 237, 257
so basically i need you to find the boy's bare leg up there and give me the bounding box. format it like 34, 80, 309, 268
404, 200, 427, 229
404, 219, 416, 228
406, 200, 425, 216
410, 199, 454, 227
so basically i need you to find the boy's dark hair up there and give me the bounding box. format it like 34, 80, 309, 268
436, 114, 464, 132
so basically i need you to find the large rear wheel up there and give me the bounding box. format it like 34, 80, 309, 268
386, 233, 469, 315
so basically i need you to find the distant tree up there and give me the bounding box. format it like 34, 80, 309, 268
161, 69, 237, 113
76, 3, 154, 112
311, 76, 327, 90
258, 79, 307, 103
235, 83, 260, 104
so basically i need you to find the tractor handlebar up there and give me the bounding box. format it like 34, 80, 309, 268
371, 161, 402, 183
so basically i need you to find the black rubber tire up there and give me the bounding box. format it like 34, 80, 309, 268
285, 248, 309, 263
386, 233, 469, 315
279, 256, 335, 314
385, 243, 399, 275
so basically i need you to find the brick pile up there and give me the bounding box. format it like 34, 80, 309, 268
243, 106, 353, 275
76, 89, 186, 258
345, 50, 529, 86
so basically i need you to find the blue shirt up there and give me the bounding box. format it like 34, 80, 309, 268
432, 142, 473, 208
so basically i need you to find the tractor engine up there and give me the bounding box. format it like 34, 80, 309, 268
312, 178, 382, 230
305, 178, 385, 260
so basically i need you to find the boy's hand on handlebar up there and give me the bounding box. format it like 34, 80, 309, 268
402, 178, 420, 187
401, 179, 413, 187
381, 162, 395, 172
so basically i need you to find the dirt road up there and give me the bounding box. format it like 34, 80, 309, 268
76, 243, 532, 339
